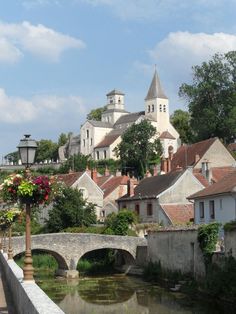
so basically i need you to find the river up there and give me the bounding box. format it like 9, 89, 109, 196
36, 271, 235, 314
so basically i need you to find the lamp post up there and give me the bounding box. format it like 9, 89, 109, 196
8, 225, 13, 259
17, 134, 37, 281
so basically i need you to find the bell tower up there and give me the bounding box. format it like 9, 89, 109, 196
145, 69, 169, 133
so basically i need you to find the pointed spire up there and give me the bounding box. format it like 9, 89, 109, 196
145, 68, 168, 100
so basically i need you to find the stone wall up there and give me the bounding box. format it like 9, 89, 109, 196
0, 253, 64, 314
224, 229, 236, 258
147, 227, 205, 279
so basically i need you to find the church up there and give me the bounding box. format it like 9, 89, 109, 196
59, 70, 180, 161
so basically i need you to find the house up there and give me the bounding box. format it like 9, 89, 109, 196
56, 171, 104, 219
188, 170, 236, 225
162, 137, 235, 184
117, 168, 206, 225
60, 69, 180, 161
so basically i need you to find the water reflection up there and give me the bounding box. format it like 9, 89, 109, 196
36, 274, 236, 314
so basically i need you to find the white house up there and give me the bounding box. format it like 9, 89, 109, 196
188, 170, 236, 225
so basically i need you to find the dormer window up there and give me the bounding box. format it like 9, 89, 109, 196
159, 104, 162, 112
152, 104, 154, 112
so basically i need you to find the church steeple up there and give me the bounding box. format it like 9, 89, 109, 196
145, 69, 168, 100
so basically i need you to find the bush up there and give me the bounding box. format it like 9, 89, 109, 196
224, 220, 236, 232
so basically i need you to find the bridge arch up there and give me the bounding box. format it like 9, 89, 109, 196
13, 248, 69, 270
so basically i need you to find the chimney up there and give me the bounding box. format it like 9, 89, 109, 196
91, 168, 98, 184
127, 178, 135, 197
105, 166, 110, 177
195, 154, 200, 164
116, 169, 122, 177
86, 165, 91, 177
153, 164, 159, 176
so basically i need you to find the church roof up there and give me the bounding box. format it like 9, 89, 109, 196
114, 111, 145, 126
95, 129, 124, 148
106, 89, 125, 96
159, 131, 176, 140
87, 120, 113, 128
145, 70, 168, 100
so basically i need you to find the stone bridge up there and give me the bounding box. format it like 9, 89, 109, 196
12, 233, 147, 277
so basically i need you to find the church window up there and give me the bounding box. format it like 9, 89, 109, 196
152, 104, 154, 112
96, 151, 100, 160
86, 130, 89, 138
83, 139, 85, 147
148, 105, 150, 113
90, 138, 93, 146
100, 210, 105, 217
118, 98, 121, 103
110, 97, 113, 104
159, 104, 162, 112
104, 150, 107, 159
163, 105, 166, 112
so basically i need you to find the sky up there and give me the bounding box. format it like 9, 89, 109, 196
0, 0, 236, 159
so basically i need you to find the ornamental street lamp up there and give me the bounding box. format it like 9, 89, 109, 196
17, 134, 37, 282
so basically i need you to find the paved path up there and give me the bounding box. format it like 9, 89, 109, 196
0, 270, 16, 314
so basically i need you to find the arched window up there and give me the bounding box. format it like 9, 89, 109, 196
86, 130, 89, 138
152, 104, 154, 112
148, 105, 150, 113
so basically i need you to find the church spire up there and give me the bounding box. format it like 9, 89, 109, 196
145, 69, 168, 100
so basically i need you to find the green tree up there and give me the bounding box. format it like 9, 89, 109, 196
104, 210, 137, 236
58, 133, 69, 147
170, 109, 193, 144
87, 105, 107, 121
114, 120, 163, 178
4, 151, 18, 164
58, 153, 92, 173
35, 139, 58, 163
179, 51, 236, 144
47, 187, 96, 232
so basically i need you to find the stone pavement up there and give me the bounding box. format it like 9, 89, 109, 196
0, 270, 16, 314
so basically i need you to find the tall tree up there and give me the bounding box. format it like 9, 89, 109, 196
35, 139, 58, 163
114, 120, 163, 178
87, 105, 107, 121
179, 51, 236, 144
170, 109, 193, 144
47, 187, 96, 232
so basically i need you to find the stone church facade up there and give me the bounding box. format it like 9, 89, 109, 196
59, 70, 180, 161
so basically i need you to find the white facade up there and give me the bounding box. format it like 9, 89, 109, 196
194, 194, 236, 225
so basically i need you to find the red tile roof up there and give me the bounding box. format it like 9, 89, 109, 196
100, 175, 129, 198
211, 166, 236, 183
96, 175, 113, 188
161, 204, 194, 224
228, 143, 236, 152
193, 172, 209, 187
56, 172, 84, 186
188, 169, 236, 199
159, 131, 176, 140
171, 138, 217, 170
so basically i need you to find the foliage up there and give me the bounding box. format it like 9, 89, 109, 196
15, 253, 58, 271
35, 139, 59, 163
0, 207, 21, 230
47, 186, 96, 232
114, 120, 163, 178
4, 151, 18, 164
179, 51, 236, 144
0, 172, 59, 205
170, 109, 193, 144
197, 223, 221, 266
12, 210, 44, 236
58, 153, 92, 173
204, 256, 236, 302
57, 133, 69, 147
104, 210, 137, 236
63, 225, 106, 234
224, 220, 236, 232
87, 105, 107, 121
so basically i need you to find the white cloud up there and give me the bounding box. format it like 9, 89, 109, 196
0, 88, 86, 124
149, 32, 236, 74
0, 21, 85, 62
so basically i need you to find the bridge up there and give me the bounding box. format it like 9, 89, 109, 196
12, 233, 147, 277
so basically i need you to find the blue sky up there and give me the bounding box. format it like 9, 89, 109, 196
1, 0, 236, 158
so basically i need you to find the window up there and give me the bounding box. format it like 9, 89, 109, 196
100, 210, 105, 217
209, 200, 215, 219
83, 139, 85, 147
163, 105, 166, 112
90, 138, 93, 146
135, 204, 140, 215
152, 104, 154, 112
96, 151, 99, 160
148, 105, 150, 113
118, 98, 121, 103
122, 204, 127, 209
159, 104, 162, 112
199, 202, 204, 219
79, 188, 87, 198
86, 130, 89, 138
220, 199, 223, 210
104, 150, 107, 159
147, 203, 153, 216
